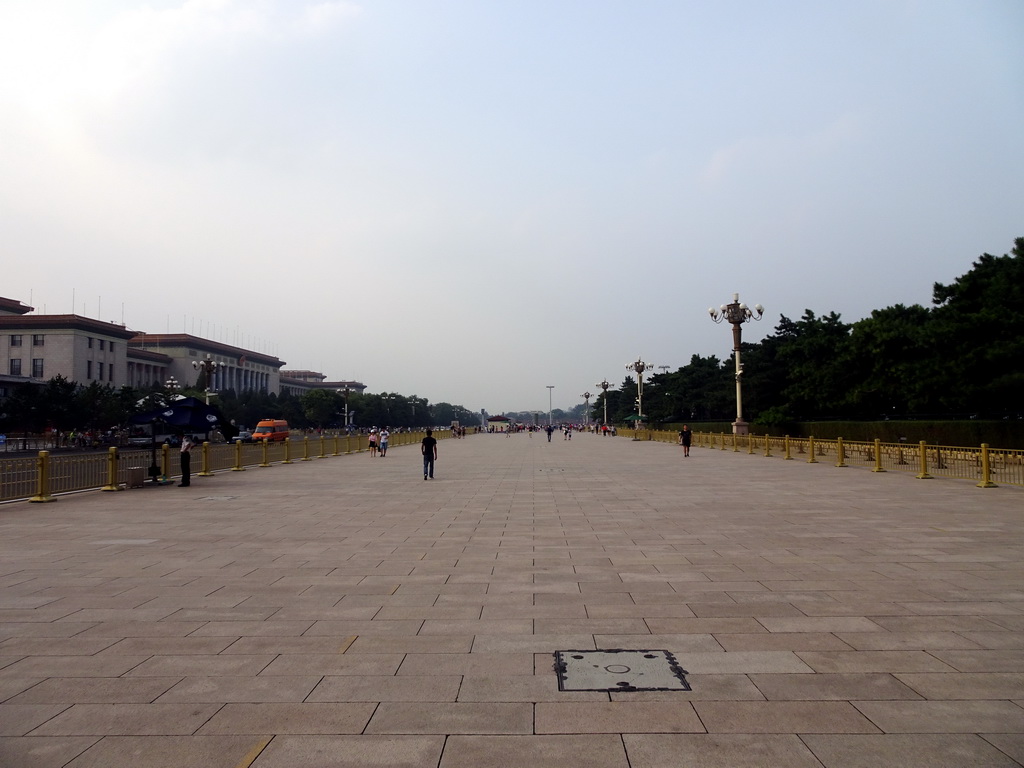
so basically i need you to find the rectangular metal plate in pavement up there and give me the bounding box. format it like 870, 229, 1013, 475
554, 649, 691, 692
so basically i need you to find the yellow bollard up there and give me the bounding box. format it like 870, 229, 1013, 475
872, 438, 886, 472
161, 443, 171, 481
101, 446, 120, 491
259, 439, 270, 467
765, 434, 772, 458
835, 437, 847, 468
232, 440, 246, 471
318, 434, 327, 458
784, 435, 792, 460
29, 450, 56, 502
720, 432, 726, 451
747, 434, 755, 455
198, 442, 214, 476
283, 438, 293, 464
977, 443, 998, 488
345, 434, 352, 454
302, 436, 312, 461
333, 435, 340, 456
807, 436, 818, 464
916, 441, 933, 479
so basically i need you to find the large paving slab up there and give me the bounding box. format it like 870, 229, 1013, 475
0, 431, 1022, 766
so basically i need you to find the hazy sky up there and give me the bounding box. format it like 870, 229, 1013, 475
3, 1, 1021, 414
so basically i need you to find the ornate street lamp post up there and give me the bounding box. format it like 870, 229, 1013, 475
709, 293, 764, 435
192, 354, 225, 405
164, 376, 180, 404
580, 391, 592, 428
546, 385, 554, 426
336, 386, 351, 428
381, 393, 395, 419
625, 357, 650, 427
596, 379, 610, 427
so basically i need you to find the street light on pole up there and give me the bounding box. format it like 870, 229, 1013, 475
625, 357, 650, 428
581, 391, 592, 428
546, 385, 554, 426
336, 386, 351, 428
596, 379, 610, 428
709, 292, 764, 435
192, 354, 225, 405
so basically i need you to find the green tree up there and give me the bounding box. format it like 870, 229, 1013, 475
302, 389, 341, 429
845, 304, 937, 417
773, 310, 853, 418
667, 355, 732, 421
929, 238, 1024, 415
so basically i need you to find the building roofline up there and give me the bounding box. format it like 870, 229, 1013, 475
128, 333, 285, 368
0, 314, 137, 338
0, 296, 34, 315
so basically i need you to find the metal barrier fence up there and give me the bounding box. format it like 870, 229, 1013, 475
623, 429, 1022, 488
0, 430, 458, 503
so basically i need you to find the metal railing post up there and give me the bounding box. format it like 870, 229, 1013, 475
283, 438, 293, 464
161, 443, 171, 481
784, 435, 792, 460
872, 438, 886, 472
259, 439, 270, 467
302, 436, 312, 461
198, 442, 214, 476
835, 437, 847, 467
232, 440, 246, 471
101, 446, 120, 491
318, 435, 327, 458
916, 441, 933, 479
977, 443, 998, 488
764, 434, 772, 458
807, 436, 818, 463
29, 451, 56, 503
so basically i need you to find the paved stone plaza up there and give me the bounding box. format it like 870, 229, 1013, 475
1, 432, 1022, 767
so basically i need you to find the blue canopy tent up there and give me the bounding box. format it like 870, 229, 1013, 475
128, 398, 237, 483
129, 397, 238, 441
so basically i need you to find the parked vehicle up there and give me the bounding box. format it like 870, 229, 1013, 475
232, 430, 254, 443
252, 420, 289, 442
126, 425, 181, 447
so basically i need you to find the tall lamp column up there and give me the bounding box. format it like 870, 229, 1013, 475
192, 354, 226, 405
546, 386, 554, 426
596, 379, 610, 428
625, 357, 650, 428
708, 293, 764, 435
581, 391, 592, 429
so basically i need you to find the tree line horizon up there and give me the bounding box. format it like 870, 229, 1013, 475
2, 238, 1020, 436
576, 237, 1023, 428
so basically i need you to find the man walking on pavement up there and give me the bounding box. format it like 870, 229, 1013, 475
421, 429, 438, 479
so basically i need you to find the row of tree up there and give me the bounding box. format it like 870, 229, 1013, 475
0, 378, 479, 437
3, 239, 1020, 436
590, 238, 1024, 426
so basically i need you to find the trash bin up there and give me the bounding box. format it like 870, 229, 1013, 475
127, 467, 146, 488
